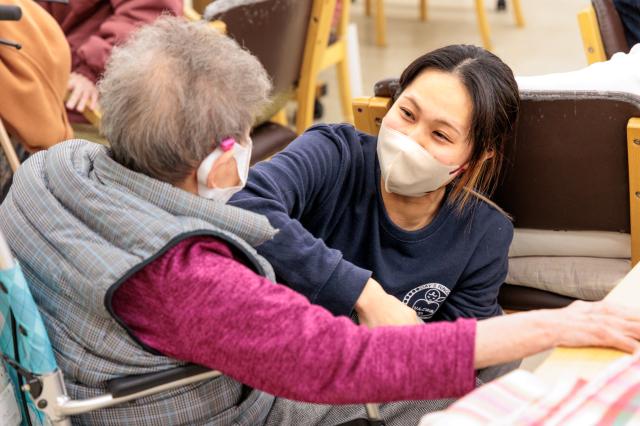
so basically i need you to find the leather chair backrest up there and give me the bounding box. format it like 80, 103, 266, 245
494, 91, 640, 233
592, 0, 630, 58
208, 0, 313, 98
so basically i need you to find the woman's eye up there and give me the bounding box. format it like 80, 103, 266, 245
433, 131, 450, 142
400, 107, 414, 120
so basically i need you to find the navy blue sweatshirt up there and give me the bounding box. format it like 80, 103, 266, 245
231, 124, 513, 321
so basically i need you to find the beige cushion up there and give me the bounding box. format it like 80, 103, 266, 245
507, 229, 631, 300
506, 256, 630, 301
509, 229, 631, 259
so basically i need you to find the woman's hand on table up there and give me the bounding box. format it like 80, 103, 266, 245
474, 300, 640, 369
549, 300, 640, 353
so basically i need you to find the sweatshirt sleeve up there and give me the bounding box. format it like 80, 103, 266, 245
73, 0, 183, 82
111, 236, 477, 404
435, 211, 514, 321
230, 125, 372, 317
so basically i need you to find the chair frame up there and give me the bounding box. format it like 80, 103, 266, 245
319, 0, 354, 124
294, 0, 339, 133
32, 368, 220, 425
352, 92, 640, 267
577, 4, 608, 64
363, 0, 525, 49
0, 118, 20, 173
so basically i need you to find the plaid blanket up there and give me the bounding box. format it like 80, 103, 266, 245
420, 351, 640, 426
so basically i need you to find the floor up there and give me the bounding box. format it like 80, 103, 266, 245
318, 0, 590, 124
315, 0, 584, 371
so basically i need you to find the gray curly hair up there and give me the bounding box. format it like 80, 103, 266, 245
98, 16, 272, 184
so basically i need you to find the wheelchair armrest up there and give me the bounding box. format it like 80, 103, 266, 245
106, 364, 210, 398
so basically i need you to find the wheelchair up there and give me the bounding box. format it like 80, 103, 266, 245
0, 214, 384, 426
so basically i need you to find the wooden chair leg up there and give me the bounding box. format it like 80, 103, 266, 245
337, 57, 354, 124
375, 0, 387, 47
296, 0, 337, 134
0, 119, 20, 173
475, 0, 493, 51
511, 0, 525, 27
365, 0, 371, 16
420, 0, 428, 21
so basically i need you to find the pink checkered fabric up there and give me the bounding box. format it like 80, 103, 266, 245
420, 351, 640, 426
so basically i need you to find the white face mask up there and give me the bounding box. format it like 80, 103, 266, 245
377, 120, 461, 197
196, 138, 252, 203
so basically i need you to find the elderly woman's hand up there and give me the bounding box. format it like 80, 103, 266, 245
474, 300, 640, 369
551, 300, 640, 353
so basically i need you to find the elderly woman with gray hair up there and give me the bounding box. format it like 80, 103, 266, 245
1, 16, 640, 426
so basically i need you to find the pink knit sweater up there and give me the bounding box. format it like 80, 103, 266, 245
111, 236, 476, 404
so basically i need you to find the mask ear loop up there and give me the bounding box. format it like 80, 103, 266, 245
449, 165, 465, 176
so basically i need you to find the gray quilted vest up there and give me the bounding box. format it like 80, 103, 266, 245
0, 141, 279, 425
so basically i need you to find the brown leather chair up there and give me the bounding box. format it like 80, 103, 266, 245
578, 0, 630, 64
204, 0, 338, 164
353, 79, 640, 310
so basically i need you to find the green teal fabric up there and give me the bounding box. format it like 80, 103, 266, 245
0, 262, 55, 426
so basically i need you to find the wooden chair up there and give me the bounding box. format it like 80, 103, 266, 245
363, 0, 525, 49
318, 0, 354, 124
578, 0, 629, 65
353, 79, 640, 310
205, 0, 338, 163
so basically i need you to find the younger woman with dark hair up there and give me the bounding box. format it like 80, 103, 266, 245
231, 44, 520, 328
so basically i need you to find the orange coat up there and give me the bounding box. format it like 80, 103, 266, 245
0, 0, 72, 151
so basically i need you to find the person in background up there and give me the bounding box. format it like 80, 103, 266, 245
36, 0, 182, 140
0, 0, 73, 200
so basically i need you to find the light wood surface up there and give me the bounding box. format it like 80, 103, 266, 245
296, 0, 337, 134
577, 5, 607, 65
320, 0, 354, 124
0, 119, 20, 172
628, 118, 640, 267
535, 261, 640, 384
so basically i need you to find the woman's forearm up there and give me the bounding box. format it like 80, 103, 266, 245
475, 310, 557, 369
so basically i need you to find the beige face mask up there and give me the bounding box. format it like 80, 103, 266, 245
377, 120, 461, 197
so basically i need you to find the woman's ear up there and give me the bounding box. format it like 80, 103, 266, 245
482, 149, 495, 161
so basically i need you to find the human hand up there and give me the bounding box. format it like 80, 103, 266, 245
474, 300, 640, 369
354, 278, 420, 328
67, 72, 99, 113
550, 300, 640, 353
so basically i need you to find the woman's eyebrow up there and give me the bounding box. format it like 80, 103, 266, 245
403, 94, 462, 137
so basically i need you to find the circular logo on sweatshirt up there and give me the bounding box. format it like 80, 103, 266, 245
403, 283, 450, 320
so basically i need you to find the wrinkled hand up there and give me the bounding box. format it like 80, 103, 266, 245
67, 72, 99, 113
355, 278, 420, 328
552, 300, 640, 353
